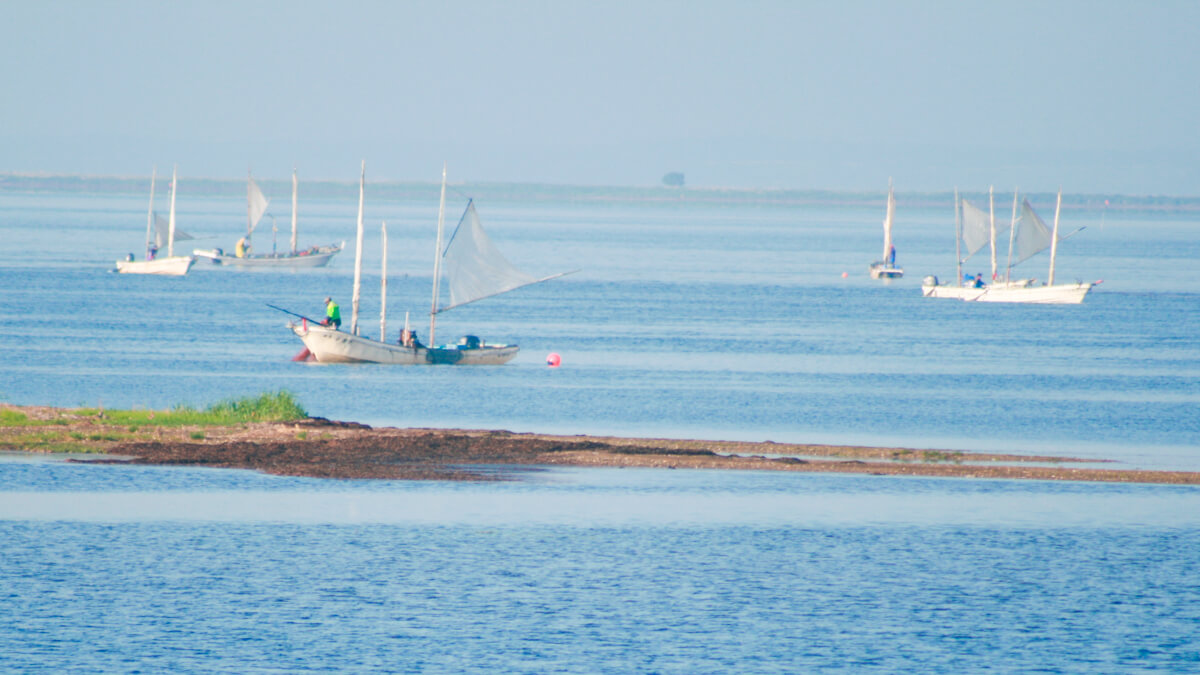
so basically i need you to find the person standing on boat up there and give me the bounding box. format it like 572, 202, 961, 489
323, 297, 341, 329
887, 244, 896, 266
235, 236, 250, 258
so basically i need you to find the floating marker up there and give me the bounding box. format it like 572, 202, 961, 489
842, 271, 849, 278
546, 352, 561, 367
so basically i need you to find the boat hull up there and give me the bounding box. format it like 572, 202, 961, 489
922, 277, 1092, 304
970, 282, 1093, 304
869, 263, 904, 279
291, 323, 519, 365
921, 283, 986, 300
115, 255, 195, 276
195, 244, 342, 269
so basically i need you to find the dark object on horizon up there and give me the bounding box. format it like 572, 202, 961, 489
662, 172, 685, 187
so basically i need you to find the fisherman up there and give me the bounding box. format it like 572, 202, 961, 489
973, 273, 985, 288
323, 297, 341, 329
235, 236, 250, 258
887, 244, 896, 266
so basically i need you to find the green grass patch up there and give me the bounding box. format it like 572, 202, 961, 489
0, 409, 30, 425
72, 391, 307, 428
296, 431, 308, 440
189, 431, 206, 440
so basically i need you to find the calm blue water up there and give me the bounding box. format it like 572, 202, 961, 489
2, 456, 1200, 673
1, 187, 1198, 467
2, 185, 1200, 672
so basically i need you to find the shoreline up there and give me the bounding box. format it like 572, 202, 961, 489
4, 404, 1199, 484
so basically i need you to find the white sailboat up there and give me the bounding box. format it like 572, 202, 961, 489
971, 189, 1095, 304
868, 178, 903, 279
194, 169, 343, 268
115, 166, 195, 276
288, 163, 573, 365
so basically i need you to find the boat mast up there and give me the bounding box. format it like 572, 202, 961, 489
167, 165, 178, 257
246, 169, 253, 242
290, 167, 298, 254
988, 185, 997, 282
954, 188, 962, 286
1005, 188, 1018, 282
380, 221, 388, 342
882, 177, 894, 262
351, 160, 365, 336
144, 167, 156, 259
1048, 188, 1062, 286
429, 163, 447, 347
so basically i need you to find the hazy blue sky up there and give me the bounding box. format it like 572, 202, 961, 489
2, 1, 1197, 194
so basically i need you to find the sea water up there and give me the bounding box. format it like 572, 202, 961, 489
1, 185, 1199, 671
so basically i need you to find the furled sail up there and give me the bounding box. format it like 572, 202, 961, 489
247, 177, 270, 235
439, 201, 540, 312
1012, 199, 1054, 265
153, 211, 194, 248
881, 180, 895, 261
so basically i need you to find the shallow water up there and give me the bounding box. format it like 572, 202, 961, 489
2, 457, 1200, 673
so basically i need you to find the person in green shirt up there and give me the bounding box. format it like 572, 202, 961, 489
323, 297, 341, 329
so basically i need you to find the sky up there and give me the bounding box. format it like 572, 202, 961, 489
2, 1, 1198, 194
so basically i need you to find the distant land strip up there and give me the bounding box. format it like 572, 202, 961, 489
2, 172, 1198, 212
3, 404, 1198, 485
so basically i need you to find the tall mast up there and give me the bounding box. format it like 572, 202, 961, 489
351, 160, 365, 336
954, 188, 962, 286
290, 167, 298, 254
167, 165, 178, 257
882, 177, 894, 261
246, 169, 253, 239
380, 221, 388, 342
1005, 188, 1019, 281
144, 167, 157, 259
988, 185, 997, 281
429, 162, 447, 347
1048, 188, 1062, 286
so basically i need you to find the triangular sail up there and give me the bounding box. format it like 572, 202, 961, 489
439, 201, 541, 312
247, 177, 270, 235
1012, 199, 1054, 265
153, 211, 194, 248
961, 197, 1011, 260
960, 199, 990, 258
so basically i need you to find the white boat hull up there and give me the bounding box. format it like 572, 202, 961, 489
195, 244, 342, 269
869, 263, 904, 279
970, 282, 1093, 304
921, 281, 986, 300
922, 276, 1093, 304
115, 255, 195, 276
291, 322, 519, 365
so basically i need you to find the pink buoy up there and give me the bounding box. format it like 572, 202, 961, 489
841, 271, 848, 278
546, 352, 561, 367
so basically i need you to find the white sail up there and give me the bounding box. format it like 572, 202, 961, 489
153, 212, 194, 248
440, 201, 541, 311
960, 198, 990, 258
1013, 199, 1054, 265
247, 176, 270, 235
290, 168, 298, 254
167, 166, 178, 257
961, 197, 1011, 260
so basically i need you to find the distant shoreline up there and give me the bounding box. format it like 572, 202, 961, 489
4, 404, 1199, 484
2, 172, 1197, 213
